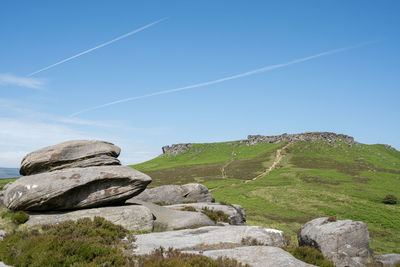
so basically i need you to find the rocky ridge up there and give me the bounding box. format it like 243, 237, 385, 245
162, 132, 357, 155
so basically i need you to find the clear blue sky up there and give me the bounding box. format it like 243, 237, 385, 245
1, 1, 399, 167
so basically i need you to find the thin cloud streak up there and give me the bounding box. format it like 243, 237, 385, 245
70, 42, 374, 117
0, 73, 45, 89
28, 18, 167, 76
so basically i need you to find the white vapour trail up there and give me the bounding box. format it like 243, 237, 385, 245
28, 18, 167, 76
70, 42, 373, 117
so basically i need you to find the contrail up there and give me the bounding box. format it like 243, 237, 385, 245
70, 41, 374, 117
28, 18, 167, 76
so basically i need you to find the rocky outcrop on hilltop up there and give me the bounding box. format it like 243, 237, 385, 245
162, 143, 193, 155
161, 132, 358, 156
247, 132, 356, 145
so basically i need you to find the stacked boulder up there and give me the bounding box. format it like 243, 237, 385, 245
3, 140, 155, 231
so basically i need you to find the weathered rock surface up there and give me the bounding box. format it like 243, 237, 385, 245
26, 204, 154, 231
20, 140, 121, 175
133, 183, 215, 204
48, 155, 120, 172
184, 246, 316, 267
131, 225, 286, 255
374, 254, 400, 266
127, 199, 214, 231
0, 261, 11, 267
166, 202, 246, 225
298, 217, 371, 267
4, 166, 151, 211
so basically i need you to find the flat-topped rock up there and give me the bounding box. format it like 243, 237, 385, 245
184, 246, 316, 267
20, 140, 121, 175
166, 202, 246, 225
133, 183, 215, 204
26, 204, 154, 231
5, 166, 151, 211
127, 199, 214, 231
298, 217, 371, 267
131, 225, 286, 255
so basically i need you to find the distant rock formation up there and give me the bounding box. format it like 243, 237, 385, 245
161, 132, 358, 155
162, 143, 193, 155
247, 132, 356, 145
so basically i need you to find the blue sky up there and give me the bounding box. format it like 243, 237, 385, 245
1, 1, 399, 167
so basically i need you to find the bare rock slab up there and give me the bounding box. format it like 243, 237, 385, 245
20, 140, 121, 175
133, 183, 215, 204
185, 246, 316, 267
26, 204, 154, 231
374, 254, 400, 266
131, 225, 286, 255
166, 202, 246, 225
298, 217, 372, 267
4, 166, 151, 211
127, 199, 214, 231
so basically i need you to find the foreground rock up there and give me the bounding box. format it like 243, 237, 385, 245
128, 199, 214, 231
298, 217, 372, 267
374, 254, 400, 266
166, 202, 246, 225
26, 204, 154, 231
133, 183, 215, 204
131, 225, 285, 255
184, 246, 315, 267
5, 166, 151, 211
20, 140, 121, 175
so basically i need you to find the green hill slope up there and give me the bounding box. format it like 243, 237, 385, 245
131, 135, 400, 254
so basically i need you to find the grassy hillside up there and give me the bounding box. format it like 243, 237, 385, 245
132, 140, 400, 254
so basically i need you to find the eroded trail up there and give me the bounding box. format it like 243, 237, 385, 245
210, 142, 292, 192
244, 142, 292, 183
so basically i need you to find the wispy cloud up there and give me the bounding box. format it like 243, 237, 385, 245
70, 41, 374, 117
28, 18, 167, 76
0, 73, 45, 89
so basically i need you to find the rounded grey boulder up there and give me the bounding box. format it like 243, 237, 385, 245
298, 217, 372, 267
133, 183, 215, 204
4, 166, 151, 211
20, 140, 121, 175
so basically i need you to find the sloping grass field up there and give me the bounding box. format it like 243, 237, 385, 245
132, 140, 400, 254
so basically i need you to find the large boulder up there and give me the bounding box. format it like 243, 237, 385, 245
298, 217, 372, 267
20, 140, 121, 175
4, 166, 151, 211
127, 199, 214, 231
131, 225, 286, 255
166, 202, 246, 225
26, 204, 154, 231
184, 246, 316, 267
133, 183, 215, 204
374, 254, 400, 266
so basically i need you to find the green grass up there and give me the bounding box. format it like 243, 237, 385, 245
131, 140, 400, 253
0, 178, 18, 189
131, 141, 285, 187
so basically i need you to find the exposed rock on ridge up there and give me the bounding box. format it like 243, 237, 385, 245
247, 132, 356, 145
162, 143, 193, 155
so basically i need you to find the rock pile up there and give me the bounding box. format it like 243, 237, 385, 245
247, 132, 356, 145
162, 143, 193, 155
